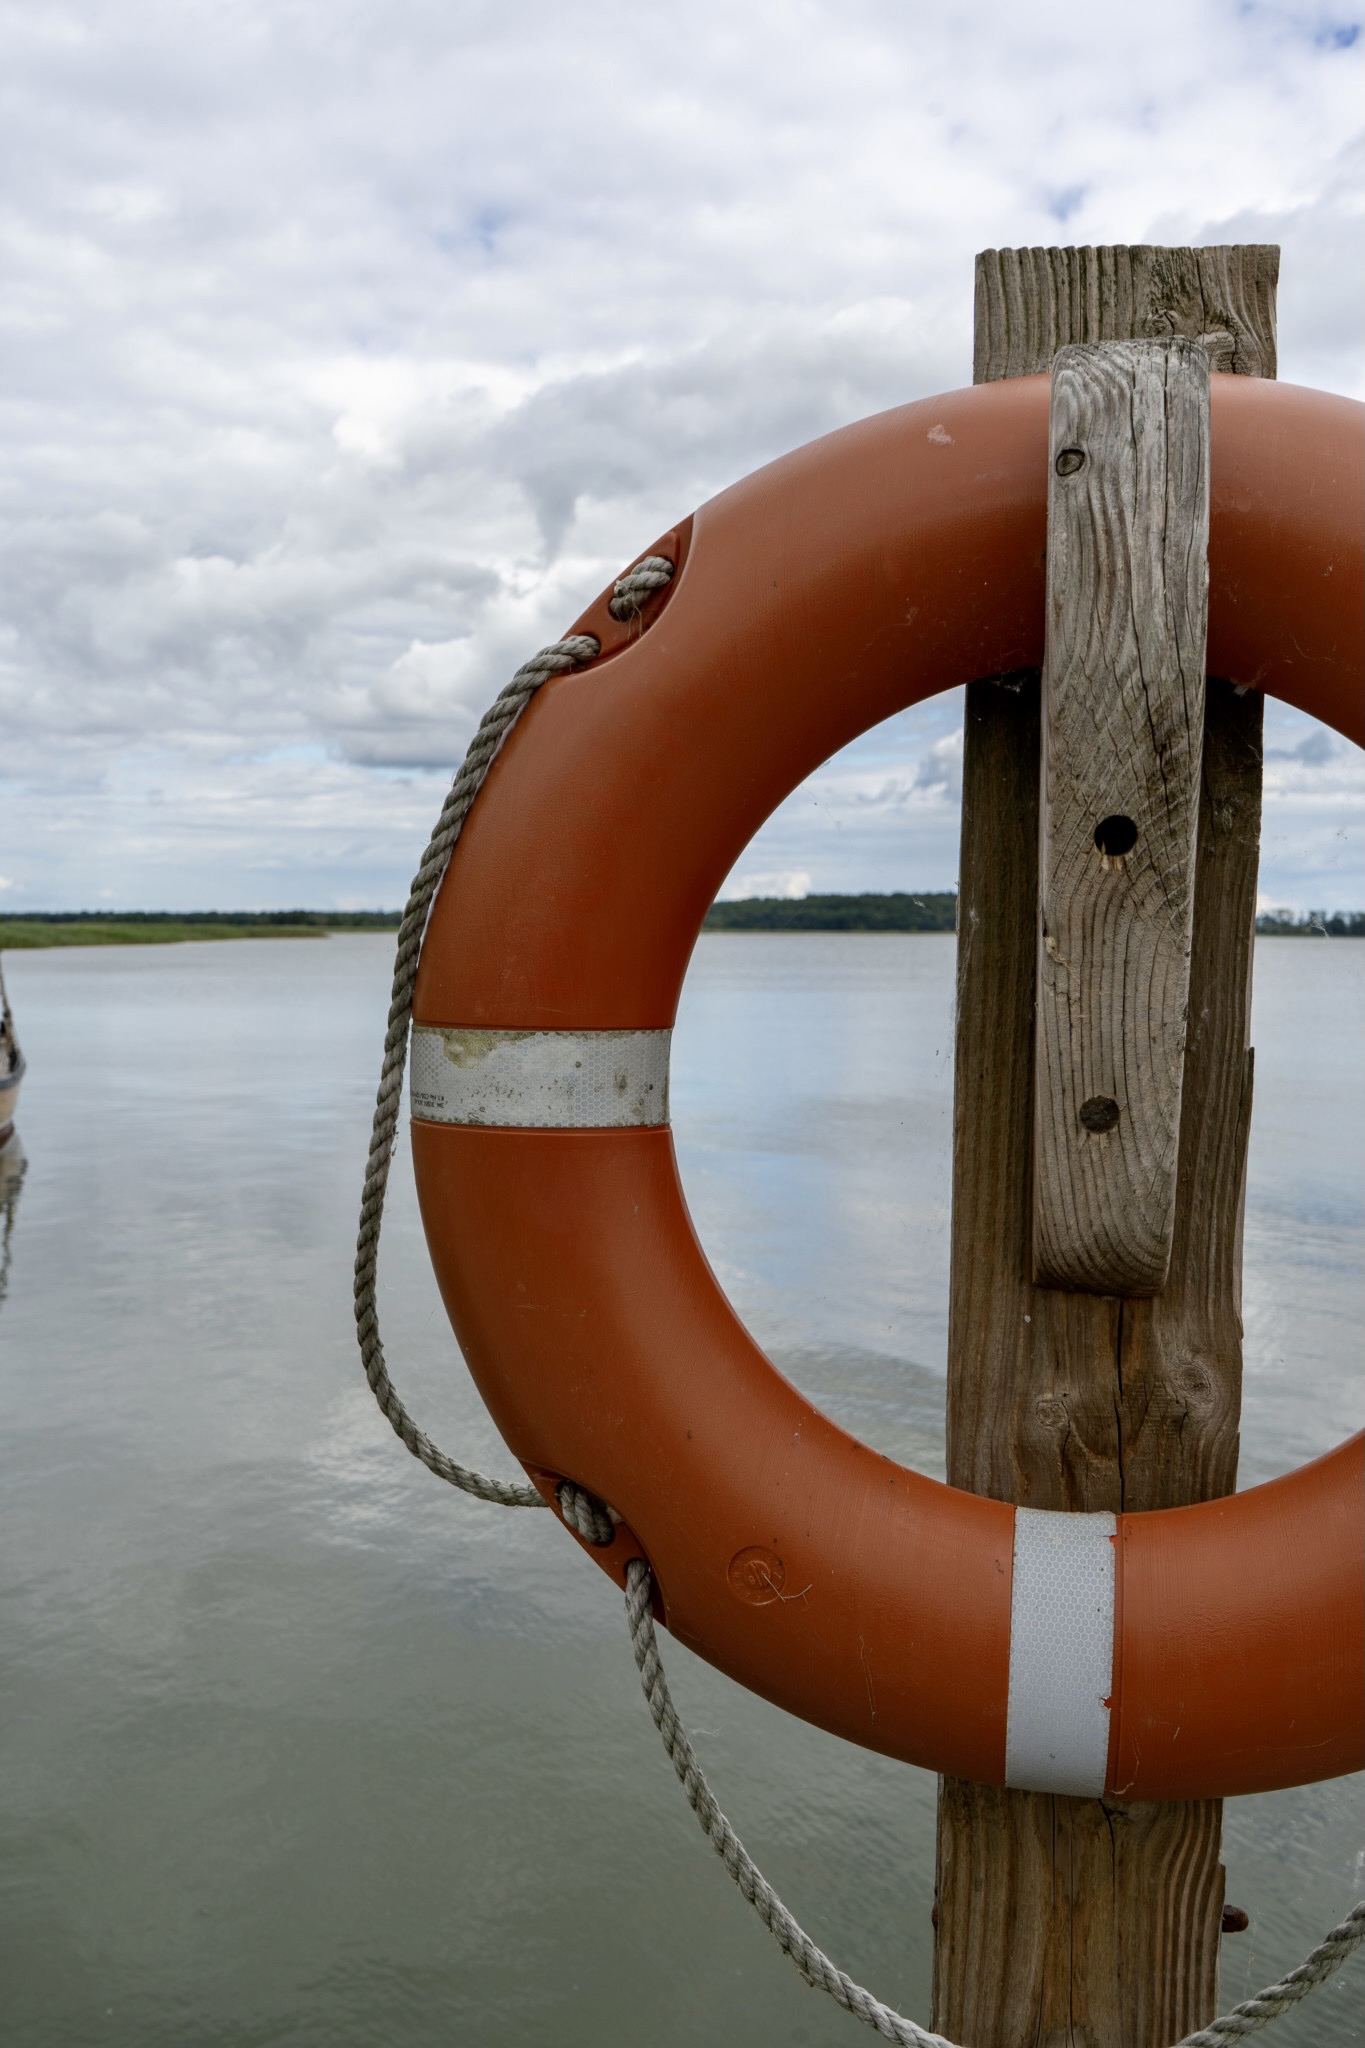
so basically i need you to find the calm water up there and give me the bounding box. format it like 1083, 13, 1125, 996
1, 934, 1361, 2047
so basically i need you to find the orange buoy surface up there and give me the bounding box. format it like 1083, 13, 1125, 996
410, 374, 1364, 1800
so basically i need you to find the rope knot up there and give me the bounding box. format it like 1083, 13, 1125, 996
557, 1481, 618, 1546
609, 554, 675, 622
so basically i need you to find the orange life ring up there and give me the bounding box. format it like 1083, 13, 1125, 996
410, 373, 1364, 1802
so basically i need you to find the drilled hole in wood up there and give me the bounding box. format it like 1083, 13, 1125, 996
1054, 446, 1086, 476
1079, 1095, 1121, 1134
1094, 814, 1139, 858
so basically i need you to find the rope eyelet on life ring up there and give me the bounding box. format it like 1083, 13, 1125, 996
410, 374, 1363, 1802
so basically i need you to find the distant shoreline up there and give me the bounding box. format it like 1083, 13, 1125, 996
2, 899, 1362, 948
0, 911, 401, 949
1251, 912, 1365, 938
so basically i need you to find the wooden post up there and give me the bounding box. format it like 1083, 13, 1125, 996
932, 246, 1275, 2048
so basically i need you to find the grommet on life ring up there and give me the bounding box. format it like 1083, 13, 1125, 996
409, 374, 1364, 1803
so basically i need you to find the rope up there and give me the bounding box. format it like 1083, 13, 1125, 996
624, 1559, 958, 2048
353, 552, 1362, 2045
623, 1560, 1365, 2048
558, 1482, 617, 1546
608, 554, 676, 621
352, 551, 676, 1506
1177, 1903, 1365, 2044
352, 634, 598, 1507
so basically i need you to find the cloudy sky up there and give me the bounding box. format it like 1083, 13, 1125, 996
1, 0, 1361, 914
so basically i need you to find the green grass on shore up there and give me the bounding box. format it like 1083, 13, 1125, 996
0, 911, 402, 949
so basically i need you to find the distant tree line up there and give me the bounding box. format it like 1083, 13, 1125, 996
8, 901, 1360, 944
701, 895, 1365, 937
1254, 910, 1365, 938
703, 892, 958, 932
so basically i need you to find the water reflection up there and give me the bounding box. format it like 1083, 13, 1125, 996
0, 1130, 26, 1307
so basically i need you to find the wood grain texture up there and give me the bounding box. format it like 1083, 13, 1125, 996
1113, 683, 1261, 1515
974, 244, 1278, 383
933, 679, 1262, 2046
937, 677, 1259, 1518
936, 1779, 1225, 2048
932, 245, 1271, 2048
1034, 339, 1210, 1295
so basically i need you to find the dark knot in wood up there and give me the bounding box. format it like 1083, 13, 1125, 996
1174, 1361, 1216, 1409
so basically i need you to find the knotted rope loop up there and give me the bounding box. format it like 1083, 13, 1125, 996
557, 1482, 618, 1546
608, 554, 675, 621
623, 1556, 1365, 2048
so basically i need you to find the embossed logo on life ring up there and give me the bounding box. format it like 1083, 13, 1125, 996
728, 1546, 786, 1605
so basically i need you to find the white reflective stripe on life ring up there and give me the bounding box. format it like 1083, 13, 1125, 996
1005, 1506, 1116, 1797
410, 1026, 671, 1129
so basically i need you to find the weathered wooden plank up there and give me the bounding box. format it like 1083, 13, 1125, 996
1110, 681, 1261, 1514
941, 681, 1259, 1494
974, 244, 1278, 383
1033, 338, 1210, 1295
932, 245, 1273, 2048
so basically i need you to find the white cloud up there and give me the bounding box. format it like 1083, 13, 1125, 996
720, 869, 813, 902
0, 0, 1360, 910
912, 730, 965, 800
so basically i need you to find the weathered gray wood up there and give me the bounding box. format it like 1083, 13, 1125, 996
975, 244, 1278, 383
1033, 338, 1210, 1294
932, 245, 1273, 2048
